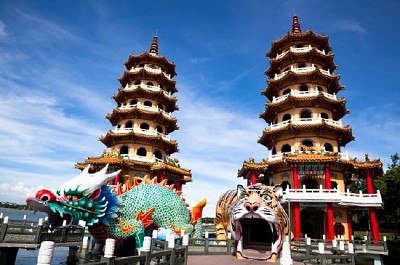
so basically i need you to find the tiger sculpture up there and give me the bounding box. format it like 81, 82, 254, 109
215, 184, 289, 262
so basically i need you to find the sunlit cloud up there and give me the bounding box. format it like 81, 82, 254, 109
334, 20, 367, 35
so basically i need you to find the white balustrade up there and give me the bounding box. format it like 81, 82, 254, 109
129, 65, 172, 80
118, 102, 172, 118
272, 89, 337, 103
113, 127, 171, 140
124, 83, 173, 98
275, 45, 327, 60
267, 117, 343, 131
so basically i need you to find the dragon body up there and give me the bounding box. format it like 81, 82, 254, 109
27, 165, 206, 250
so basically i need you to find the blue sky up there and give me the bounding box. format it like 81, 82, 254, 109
0, 0, 399, 217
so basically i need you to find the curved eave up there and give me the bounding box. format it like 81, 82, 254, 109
267, 30, 331, 58
262, 70, 344, 100
100, 131, 179, 153
260, 95, 348, 122
106, 108, 178, 132
266, 50, 336, 77
151, 163, 192, 181
124, 52, 177, 77
112, 89, 178, 112
75, 156, 153, 170
118, 69, 177, 94
258, 123, 354, 149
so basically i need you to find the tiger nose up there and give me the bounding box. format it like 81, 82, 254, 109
244, 202, 260, 212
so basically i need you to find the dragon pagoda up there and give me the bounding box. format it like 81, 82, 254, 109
76, 36, 191, 191
237, 16, 383, 243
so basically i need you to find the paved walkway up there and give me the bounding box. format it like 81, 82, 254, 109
187, 255, 303, 265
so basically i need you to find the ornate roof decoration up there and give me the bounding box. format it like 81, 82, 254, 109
150, 36, 158, 55
292, 16, 302, 34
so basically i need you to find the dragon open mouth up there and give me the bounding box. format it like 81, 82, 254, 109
234, 213, 283, 261
26, 197, 73, 227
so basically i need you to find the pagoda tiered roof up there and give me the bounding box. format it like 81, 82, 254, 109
263, 69, 344, 100
100, 131, 179, 154
106, 108, 178, 133
267, 30, 331, 59
260, 93, 348, 122
75, 156, 192, 181
258, 122, 354, 149
124, 52, 177, 77
118, 69, 177, 94
113, 87, 178, 112
266, 48, 336, 77
238, 153, 382, 177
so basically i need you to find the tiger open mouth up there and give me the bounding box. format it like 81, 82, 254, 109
234, 213, 283, 261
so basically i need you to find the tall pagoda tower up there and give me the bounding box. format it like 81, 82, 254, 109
238, 16, 383, 242
76, 37, 191, 191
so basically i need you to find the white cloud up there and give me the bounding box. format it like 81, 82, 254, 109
334, 20, 367, 35
0, 20, 8, 40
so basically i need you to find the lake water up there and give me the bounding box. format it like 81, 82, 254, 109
0, 207, 72, 264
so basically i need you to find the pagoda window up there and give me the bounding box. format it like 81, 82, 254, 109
300, 110, 312, 119
283, 88, 291, 95
317, 86, 324, 92
116, 124, 121, 129
296, 44, 305, 48
119, 145, 129, 155
154, 150, 163, 160
273, 118, 278, 124
130, 99, 138, 106
146, 82, 154, 87
140, 123, 149, 130
324, 143, 334, 152
321, 112, 329, 119
134, 81, 141, 86
297, 63, 306, 68
271, 147, 276, 155
281, 144, 291, 153
283, 67, 290, 72
299, 85, 309, 92
302, 140, 314, 147
137, 147, 147, 157
144, 100, 152, 107
156, 125, 163, 134
125, 121, 133, 129
281, 181, 291, 191
139, 64, 144, 67
157, 104, 164, 110
282, 113, 291, 122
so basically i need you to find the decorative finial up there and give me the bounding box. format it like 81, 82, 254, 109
149, 36, 158, 55
292, 15, 302, 34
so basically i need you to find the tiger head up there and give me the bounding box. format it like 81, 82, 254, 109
230, 184, 288, 262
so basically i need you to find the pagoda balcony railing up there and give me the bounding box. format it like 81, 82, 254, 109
268, 117, 342, 130
267, 151, 349, 161
129, 65, 172, 79
113, 128, 171, 141
124, 84, 173, 98
119, 103, 172, 118
274, 65, 332, 80
283, 186, 382, 207
120, 154, 163, 163
272, 89, 337, 103
275, 45, 327, 59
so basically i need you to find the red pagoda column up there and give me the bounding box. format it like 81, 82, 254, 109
347, 209, 353, 242
292, 164, 301, 238
324, 164, 334, 240
365, 170, 380, 241
175, 180, 182, 191
250, 171, 257, 185
158, 170, 166, 182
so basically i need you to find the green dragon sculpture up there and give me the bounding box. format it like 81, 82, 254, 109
26, 164, 206, 250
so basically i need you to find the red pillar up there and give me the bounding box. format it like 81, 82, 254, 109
292, 164, 301, 238
250, 171, 257, 185
347, 210, 353, 242
325, 164, 334, 240
365, 170, 380, 241
159, 170, 166, 182
175, 180, 182, 191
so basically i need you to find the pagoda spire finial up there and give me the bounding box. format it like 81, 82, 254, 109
149, 36, 158, 55
292, 15, 302, 34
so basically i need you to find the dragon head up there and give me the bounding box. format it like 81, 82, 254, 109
27, 164, 121, 226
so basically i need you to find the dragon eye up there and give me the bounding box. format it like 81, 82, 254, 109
35, 189, 56, 202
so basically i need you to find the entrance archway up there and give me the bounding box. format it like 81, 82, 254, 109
301, 208, 324, 239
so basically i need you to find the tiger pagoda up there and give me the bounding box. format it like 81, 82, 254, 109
76, 36, 192, 191
237, 16, 383, 243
